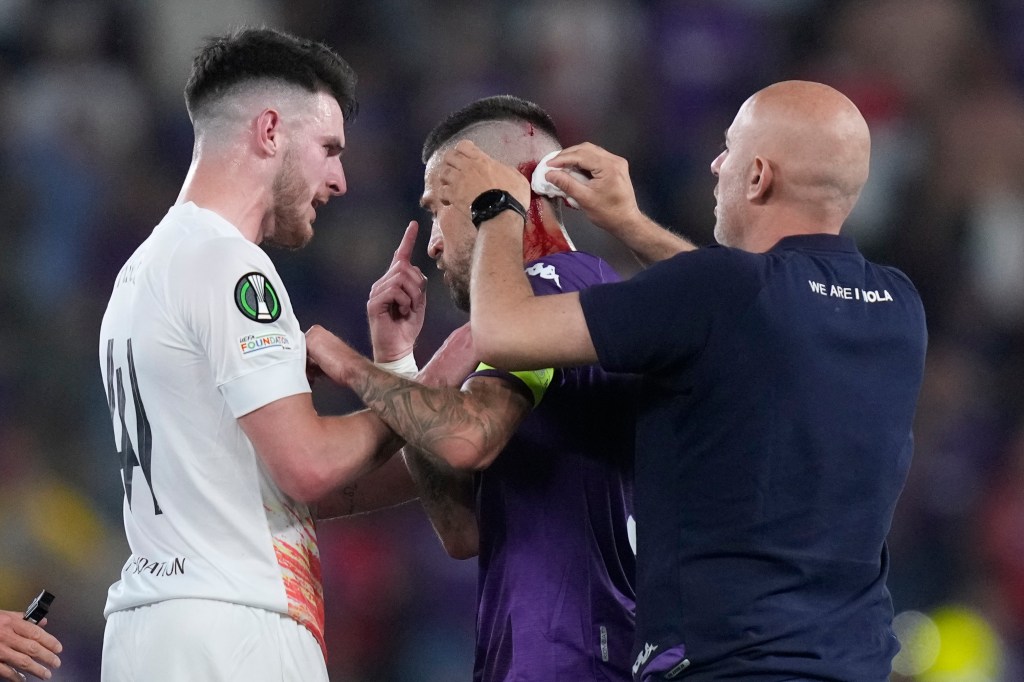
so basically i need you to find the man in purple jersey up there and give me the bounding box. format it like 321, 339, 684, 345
306, 96, 688, 680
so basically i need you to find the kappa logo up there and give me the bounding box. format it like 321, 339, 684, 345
633, 642, 658, 676
235, 272, 282, 323
525, 262, 561, 289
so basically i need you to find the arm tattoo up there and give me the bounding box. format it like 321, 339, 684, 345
403, 446, 475, 540
350, 368, 518, 466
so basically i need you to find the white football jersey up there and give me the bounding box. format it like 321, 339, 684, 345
98, 202, 325, 651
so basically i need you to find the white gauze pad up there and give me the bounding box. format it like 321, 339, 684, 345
531, 150, 586, 210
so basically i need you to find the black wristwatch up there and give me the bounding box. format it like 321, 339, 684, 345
470, 189, 528, 228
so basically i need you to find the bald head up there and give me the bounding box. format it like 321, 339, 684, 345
711, 81, 872, 250
740, 81, 870, 215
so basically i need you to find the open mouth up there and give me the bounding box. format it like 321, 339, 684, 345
310, 198, 325, 223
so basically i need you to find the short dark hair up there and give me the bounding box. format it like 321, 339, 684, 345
184, 26, 358, 122
421, 95, 559, 163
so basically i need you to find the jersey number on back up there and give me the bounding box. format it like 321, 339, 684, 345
105, 338, 162, 515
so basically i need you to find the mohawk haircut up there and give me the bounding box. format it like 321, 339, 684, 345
184, 26, 358, 122
421, 95, 559, 163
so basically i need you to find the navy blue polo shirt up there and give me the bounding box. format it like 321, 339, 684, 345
579, 234, 927, 681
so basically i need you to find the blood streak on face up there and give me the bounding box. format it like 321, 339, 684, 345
517, 160, 572, 262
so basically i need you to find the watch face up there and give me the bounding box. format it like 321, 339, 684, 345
471, 189, 525, 227
472, 190, 506, 221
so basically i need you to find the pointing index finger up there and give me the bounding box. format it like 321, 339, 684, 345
392, 221, 419, 265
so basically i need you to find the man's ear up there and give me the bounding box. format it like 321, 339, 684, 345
747, 156, 773, 203
255, 108, 282, 157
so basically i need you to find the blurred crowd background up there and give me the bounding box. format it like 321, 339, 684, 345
1, 0, 1023, 679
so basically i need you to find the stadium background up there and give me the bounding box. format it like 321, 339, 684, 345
1, 0, 1023, 679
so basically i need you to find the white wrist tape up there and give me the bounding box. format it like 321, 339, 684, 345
375, 353, 419, 378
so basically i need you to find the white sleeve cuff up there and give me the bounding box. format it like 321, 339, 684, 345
220, 358, 311, 417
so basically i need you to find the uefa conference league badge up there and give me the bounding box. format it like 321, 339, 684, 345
234, 272, 282, 323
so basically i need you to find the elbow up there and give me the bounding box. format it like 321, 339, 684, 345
276, 472, 333, 504
440, 441, 497, 472
444, 542, 478, 560
440, 532, 479, 560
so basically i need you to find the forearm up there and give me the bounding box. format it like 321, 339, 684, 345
613, 213, 695, 266
241, 398, 405, 504
402, 447, 478, 559
324, 350, 512, 470
470, 212, 598, 369
314, 450, 418, 519
318, 409, 405, 480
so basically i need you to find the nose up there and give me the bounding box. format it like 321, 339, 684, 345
710, 151, 724, 177
327, 157, 346, 196
427, 222, 443, 261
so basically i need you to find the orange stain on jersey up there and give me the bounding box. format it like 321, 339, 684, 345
271, 508, 326, 657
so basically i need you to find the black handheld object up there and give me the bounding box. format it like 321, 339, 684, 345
23, 590, 55, 624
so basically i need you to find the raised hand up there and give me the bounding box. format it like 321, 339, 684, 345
368, 221, 428, 362
538, 142, 693, 263
437, 140, 532, 216
535, 142, 644, 237
305, 325, 364, 389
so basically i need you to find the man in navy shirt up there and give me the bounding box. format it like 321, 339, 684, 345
439, 81, 928, 680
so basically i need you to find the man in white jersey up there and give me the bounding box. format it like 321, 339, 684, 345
97, 27, 417, 681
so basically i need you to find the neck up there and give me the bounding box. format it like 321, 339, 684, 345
518, 160, 574, 262
743, 205, 843, 253
177, 154, 272, 244
523, 196, 573, 261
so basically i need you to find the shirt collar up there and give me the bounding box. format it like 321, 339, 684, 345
769, 233, 859, 254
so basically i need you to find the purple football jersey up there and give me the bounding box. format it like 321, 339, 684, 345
469, 251, 637, 682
